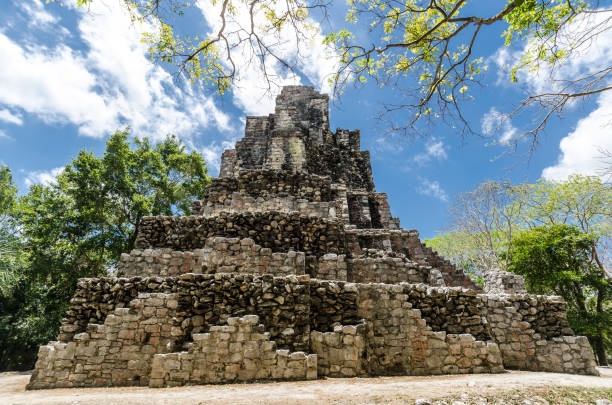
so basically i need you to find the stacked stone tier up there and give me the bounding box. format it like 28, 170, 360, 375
131, 212, 476, 289
28, 274, 597, 389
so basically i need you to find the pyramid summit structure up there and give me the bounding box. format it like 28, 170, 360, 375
28, 86, 598, 389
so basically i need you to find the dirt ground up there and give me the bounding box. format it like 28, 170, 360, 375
2, 368, 611, 405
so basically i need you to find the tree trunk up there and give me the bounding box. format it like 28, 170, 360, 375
591, 334, 608, 366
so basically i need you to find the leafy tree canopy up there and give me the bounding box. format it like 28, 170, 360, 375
57, 0, 611, 142
508, 223, 610, 365
428, 174, 611, 273
0, 130, 210, 371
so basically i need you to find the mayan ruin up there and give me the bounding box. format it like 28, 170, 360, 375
27, 85, 599, 390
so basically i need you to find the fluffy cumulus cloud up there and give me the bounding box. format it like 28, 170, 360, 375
17, 0, 62, 30
0, 109, 23, 126
416, 178, 449, 202
413, 138, 448, 165
24, 167, 64, 187
542, 91, 612, 180
195, 0, 340, 115
480, 107, 519, 146
0, 0, 232, 140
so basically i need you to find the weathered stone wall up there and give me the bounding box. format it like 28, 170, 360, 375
28, 85, 601, 390
314, 254, 348, 281
404, 285, 489, 340
234, 116, 270, 170
194, 195, 338, 221
274, 85, 329, 142
310, 323, 367, 377
483, 270, 527, 294
218, 149, 238, 178
357, 284, 503, 375
305, 138, 375, 191
28, 274, 600, 389
404, 232, 480, 290
193, 174, 398, 231
28, 293, 182, 389
117, 249, 204, 277
347, 255, 429, 285
309, 280, 361, 333
149, 315, 317, 387
308, 280, 490, 344
481, 294, 598, 375
203, 237, 306, 276
344, 229, 479, 289
348, 193, 373, 228
195, 170, 335, 210
135, 212, 346, 257
99, 246, 480, 313
58, 274, 312, 351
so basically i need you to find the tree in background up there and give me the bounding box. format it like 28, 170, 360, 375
449, 180, 524, 272
0, 131, 210, 371
0, 166, 44, 370
509, 224, 610, 365
425, 180, 525, 284
519, 175, 611, 279
426, 175, 611, 364
59, 1, 611, 142
429, 175, 610, 272
57, 129, 210, 265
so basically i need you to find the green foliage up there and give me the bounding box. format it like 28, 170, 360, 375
0, 166, 46, 370
444, 180, 525, 272
0, 166, 17, 216
508, 224, 611, 364
56, 129, 210, 264
509, 224, 599, 295
0, 166, 22, 300
424, 232, 484, 285
0, 131, 210, 371
519, 175, 612, 237
435, 175, 611, 273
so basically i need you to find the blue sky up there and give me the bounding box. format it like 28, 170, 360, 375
0, 0, 610, 239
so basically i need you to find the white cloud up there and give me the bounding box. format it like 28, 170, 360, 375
0, 130, 12, 140
489, 9, 612, 180
0, 35, 111, 134
416, 178, 448, 202
542, 91, 612, 181
481, 107, 519, 145
195, 0, 340, 115
372, 134, 405, 155
0, 109, 23, 125
0, 0, 231, 140
24, 167, 64, 187
486, 9, 612, 180
413, 138, 447, 165
18, 0, 62, 30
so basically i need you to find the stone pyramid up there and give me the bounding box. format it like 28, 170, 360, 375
28, 86, 598, 389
